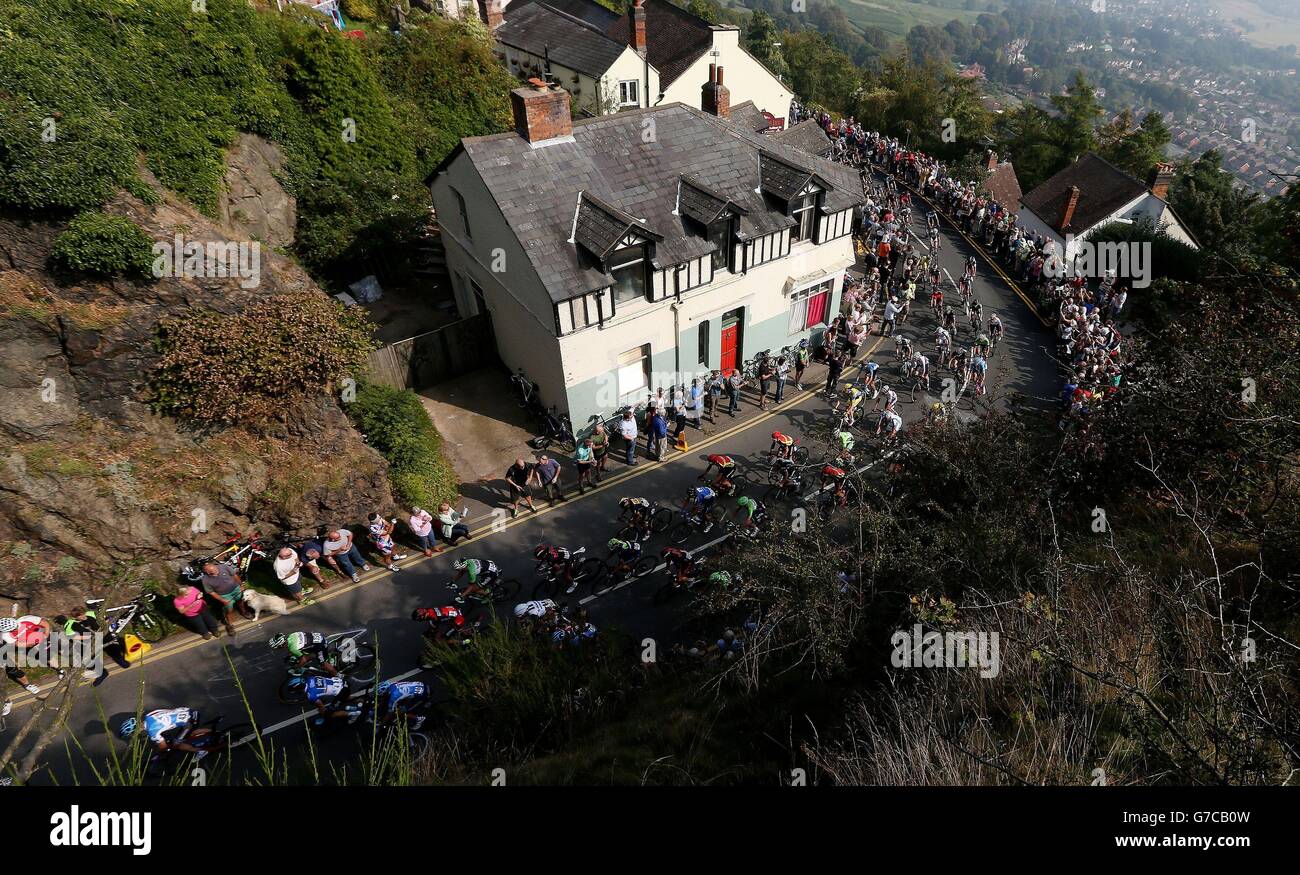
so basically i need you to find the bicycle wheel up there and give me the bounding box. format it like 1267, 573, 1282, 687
531, 576, 559, 600
792, 445, 809, 466
576, 556, 606, 588
278, 674, 308, 705
631, 556, 657, 578
130, 612, 167, 644
218, 723, 256, 750
616, 524, 641, 542
341, 644, 377, 684
406, 731, 431, 762
652, 578, 684, 605
669, 523, 692, 545
491, 578, 521, 603
767, 466, 785, 486
650, 507, 673, 533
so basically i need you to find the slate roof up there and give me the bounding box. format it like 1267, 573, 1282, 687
573, 191, 663, 260
728, 100, 771, 134
1021, 152, 1149, 234
772, 119, 831, 157
495, 3, 626, 78
445, 103, 864, 305
605, 0, 714, 88
504, 0, 620, 30
984, 161, 1023, 213
677, 175, 748, 226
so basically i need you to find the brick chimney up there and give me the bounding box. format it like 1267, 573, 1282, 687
630, 0, 647, 57
1059, 184, 1081, 230
511, 78, 572, 145
985, 149, 999, 172
1147, 161, 1175, 200
702, 64, 730, 119
480, 0, 504, 30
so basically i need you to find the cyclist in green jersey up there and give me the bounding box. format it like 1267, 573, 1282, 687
732, 496, 766, 534
446, 558, 500, 602
269, 631, 338, 675
707, 571, 736, 589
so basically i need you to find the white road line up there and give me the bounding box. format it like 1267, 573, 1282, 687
230, 666, 424, 747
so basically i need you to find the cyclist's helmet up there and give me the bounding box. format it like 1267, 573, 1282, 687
513, 604, 530, 619
619, 497, 632, 509
453, 559, 468, 571
660, 546, 684, 560
268, 633, 287, 649
532, 545, 551, 561
0, 618, 16, 633
412, 607, 437, 622
117, 717, 138, 741
376, 681, 392, 697
798, 338, 809, 349
607, 538, 627, 551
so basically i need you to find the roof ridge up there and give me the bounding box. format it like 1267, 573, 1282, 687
532, 1, 622, 40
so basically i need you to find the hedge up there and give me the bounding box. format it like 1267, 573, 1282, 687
346, 381, 459, 509
50, 212, 155, 277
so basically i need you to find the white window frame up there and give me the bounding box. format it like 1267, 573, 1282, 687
616, 344, 651, 399
617, 79, 640, 108
788, 279, 832, 334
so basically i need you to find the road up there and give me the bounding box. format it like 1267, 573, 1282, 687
4, 171, 1060, 785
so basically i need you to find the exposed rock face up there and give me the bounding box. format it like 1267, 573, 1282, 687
217, 134, 297, 249
0, 161, 391, 615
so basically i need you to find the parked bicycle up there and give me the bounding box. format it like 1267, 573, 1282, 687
181, 530, 269, 582
86, 591, 167, 645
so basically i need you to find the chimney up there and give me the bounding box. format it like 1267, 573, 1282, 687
630, 0, 647, 57
985, 149, 999, 172
1059, 185, 1081, 230
702, 64, 730, 119
1147, 161, 1175, 200
511, 79, 572, 145
481, 0, 504, 31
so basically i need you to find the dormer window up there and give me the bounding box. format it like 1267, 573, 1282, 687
706, 218, 732, 271
791, 194, 816, 243
610, 244, 648, 304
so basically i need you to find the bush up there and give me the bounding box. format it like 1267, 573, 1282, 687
340, 0, 376, 20
149, 292, 375, 424
345, 381, 459, 508
50, 213, 155, 277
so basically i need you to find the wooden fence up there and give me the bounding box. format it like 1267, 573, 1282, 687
366, 313, 497, 390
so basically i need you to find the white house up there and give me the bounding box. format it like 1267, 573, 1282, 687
426, 79, 862, 429
1018, 152, 1199, 267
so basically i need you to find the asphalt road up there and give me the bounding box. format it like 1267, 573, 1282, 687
5, 172, 1060, 786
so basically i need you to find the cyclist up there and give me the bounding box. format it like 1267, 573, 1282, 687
304, 674, 359, 724
513, 599, 559, 626
706, 570, 736, 590
732, 495, 767, 534
910, 350, 930, 389
119, 707, 211, 755
699, 454, 737, 493
988, 313, 1004, 347
894, 334, 913, 362
374, 680, 430, 728
682, 486, 717, 533
877, 409, 904, 440
446, 558, 500, 603
934, 324, 952, 359
963, 255, 976, 280
606, 537, 643, 578
929, 282, 943, 313
873, 384, 898, 414
859, 360, 880, 395
974, 330, 991, 358
943, 305, 959, 339
839, 383, 865, 426
533, 543, 578, 595
970, 352, 989, 394
618, 496, 654, 542
969, 299, 983, 329
269, 631, 337, 676
660, 546, 701, 587
769, 431, 797, 462
412, 605, 470, 646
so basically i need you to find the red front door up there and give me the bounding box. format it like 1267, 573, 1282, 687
720, 323, 738, 372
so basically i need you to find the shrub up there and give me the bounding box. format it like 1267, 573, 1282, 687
340, 0, 376, 21
149, 292, 375, 424
345, 381, 459, 508
50, 213, 155, 277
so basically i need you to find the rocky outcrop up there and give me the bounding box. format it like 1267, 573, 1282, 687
217, 134, 296, 250
0, 161, 391, 616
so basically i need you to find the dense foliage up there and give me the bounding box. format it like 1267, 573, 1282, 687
344, 382, 459, 508
49, 212, 155, 277
150, 292, 375, 425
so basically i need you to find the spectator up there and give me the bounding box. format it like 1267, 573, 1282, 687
882, 297, 900, 336
726, 369, 742, 416
824, 347, 846, 397
687, 378, 704, 429
408, 507, 443, 557
323, 527, 371, 583
649, 409, 669, 460
618, 411, 638, 466
199, 560, 243, 635
273, 546, 316, 605
367, 513, 407, 572
574, 439, 595, 493
531, 453, 565, 504
0, 615, 51, 694
173, 582, 221, 640
590, 422, 610, 482
296, 538, 330, 589
774, 354, 790, 403
505, 457, 537, 518
671, 389, 687, 438
758, 356, 776, 409
436, 502, 471, 545
794, 341, 810, 390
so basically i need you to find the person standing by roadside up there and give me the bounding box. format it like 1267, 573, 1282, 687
436, 502, 470, 545
671, 389, 687, 439
726, 369, 743, 417
273, 547, 316, 606
323, 527, 370, 583
774, 354, 790, 403
618, 410, 638, 466
590, 422, 610, 481
881, 296, 900, 336
687, 378, 704, 430
172, 582, 221, 640
794, 339, 810, 390
649, 408, 669, 460
199, 560, 243, 636
531, 453, 566, 505
757, 355, 775, 410
505, 457, 537, 518
574, 439, 595, 493
824, 346, 846, 397
408, 507, 442, 557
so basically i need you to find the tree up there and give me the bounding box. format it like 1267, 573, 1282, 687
993, 103, 1066, 191
744, 11, 788, 80
685, 0, 721, 24
1101, 111, 1170, 178
1050, 71, 1103, 161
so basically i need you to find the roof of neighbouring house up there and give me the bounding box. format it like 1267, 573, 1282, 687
728, 100, 770, 133
436, 102, 864, 305
984, 160, 1023, 212
1020, 152, 1149, 234
772, 119, 832, 157
605, 0, 715, 88
495, 2, 627, 78
503, 0, 621, 30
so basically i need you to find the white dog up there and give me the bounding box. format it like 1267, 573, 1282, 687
241, 589, 291, 621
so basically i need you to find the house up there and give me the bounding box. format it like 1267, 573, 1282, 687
426, 76, 861, 427
981, 150, 1022, 213
1018, 153, 1199, 263
495, 0, 790, 127
771, 119, 832, 159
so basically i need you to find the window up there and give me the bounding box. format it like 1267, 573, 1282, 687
698, 320, 710, 366
452, 187, 471, 239
616, 344, 651, 399
617, 80, 640, 108
790, 194, 816, 243
707, 219, 730, 271
788, 280, 832, 334
609, 245, 647, 304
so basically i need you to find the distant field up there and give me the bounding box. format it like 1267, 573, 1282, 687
1217, 0, 1300, 50
834, 0, 993, 39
